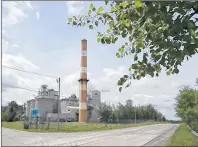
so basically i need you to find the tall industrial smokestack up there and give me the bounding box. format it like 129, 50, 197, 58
78, 39, 89, 123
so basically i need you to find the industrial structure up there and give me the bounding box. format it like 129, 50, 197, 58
25, 85, 101, 122
25, 39, 100, 123
79, 39, 88, 123
26, 85, 58, 119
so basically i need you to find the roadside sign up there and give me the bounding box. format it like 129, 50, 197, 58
31, 109, 38, 117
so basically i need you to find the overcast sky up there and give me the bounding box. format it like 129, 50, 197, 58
2, 1, 198, 120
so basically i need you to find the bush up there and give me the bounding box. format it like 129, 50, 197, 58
190, 121, 198, 132
1, 112, 7, 121
6, 111, 17, 122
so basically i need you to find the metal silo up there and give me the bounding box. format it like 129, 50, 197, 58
26, 100, 31, 118
30, 99, 35, 116
35, 98, 54, 118
30, 99, 35, 109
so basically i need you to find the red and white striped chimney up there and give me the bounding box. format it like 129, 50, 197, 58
78, 39, 88, 123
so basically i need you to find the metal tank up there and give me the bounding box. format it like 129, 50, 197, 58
35, 98, 54, 118
90, 90, 101, 106
30, 99, 35, 116
26, 100, 31, 117
30, 99, 35, 114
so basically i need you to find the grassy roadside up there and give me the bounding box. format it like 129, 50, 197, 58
167, 123, 198, 146
2, 121, 168, 132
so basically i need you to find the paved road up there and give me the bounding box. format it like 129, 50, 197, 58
2, 124, 179, 146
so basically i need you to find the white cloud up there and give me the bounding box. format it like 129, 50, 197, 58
2, 1, 42, 104
161, 94, 170, 98
62, 70, 97, 97
36, 12, 40, 19
12, 44, 20, 49
2, 29, 9, 38
2, 1, 38, 26
3, 2, 27, 26
2, 39, 9, 54
2, 54, 39, 71
66, 1, 85, 16
24, 1, 34, 10
134, 94, 154, 98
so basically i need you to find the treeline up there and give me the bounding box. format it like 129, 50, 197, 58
175, 79, 198, 132
1, 101, 24, 122
98, 99, 166, 123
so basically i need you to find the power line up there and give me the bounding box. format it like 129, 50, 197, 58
2, 65, 58, 79
2, 84, 39, 92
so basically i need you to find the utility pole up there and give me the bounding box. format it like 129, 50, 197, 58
135, 105, 136, 124
57, 78, 60, 129
23, 103, 26, 114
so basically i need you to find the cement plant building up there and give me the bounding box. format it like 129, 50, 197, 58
25, 85, 101, 122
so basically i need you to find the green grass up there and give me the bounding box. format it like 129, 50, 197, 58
2, 121, 168, 132
167, 123, 198, 146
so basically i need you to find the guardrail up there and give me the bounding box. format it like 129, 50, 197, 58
192, 129, 198, 136
187, 125, 198, 137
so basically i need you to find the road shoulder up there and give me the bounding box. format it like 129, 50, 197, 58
143, 124, 179, 146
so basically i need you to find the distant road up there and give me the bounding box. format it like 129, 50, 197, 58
2, 124, 179, 146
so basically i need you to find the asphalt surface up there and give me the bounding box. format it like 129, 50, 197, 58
2, 124, 179, 146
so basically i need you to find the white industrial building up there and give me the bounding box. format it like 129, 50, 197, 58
25, 85, 101, 122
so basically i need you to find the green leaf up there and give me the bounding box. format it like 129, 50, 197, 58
68, 18, 72, 23
131, 64, 138, 69
150, 72, 154, 77
173, 68, 179, 74
124, 75, 128, 78
105, 38, 111, 44
116, 53, 120, 58
121, 31, 127, 38
134, 55, 138, 61
109, 21, 114, 27
97, 7, 104, 14
120, 77, 127, 84
73, 21, 77, 25
97, 38, 101, 43
141, 71, 146, 77
105, 0, 109, 5
121, 1, 128, 8
89, 25, 94, 29
87, 20, 90, 23
101, 38, 105, 44
166, 71, 171, 76
155, 64, 161, 72
162, 26, 167, 31
115, 4, 120, 9
95, 21, 99, 27
135, 1, 143, 7
88, 10, 91, 16
137, 75, 141, 80
110, 7, 115, 12
117, 79, 122, 85
119, 87, 122, 92
89, 4, 94, 10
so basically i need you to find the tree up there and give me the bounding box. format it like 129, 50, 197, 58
162, 116, 166, 122
99, 102, 113, 122
87, 105, 94, 121
98, 99, 166, 123
6, 101, 19, 122
1, 111, 7, 121
175, 85, 198, 131
68, 1, 198, 91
